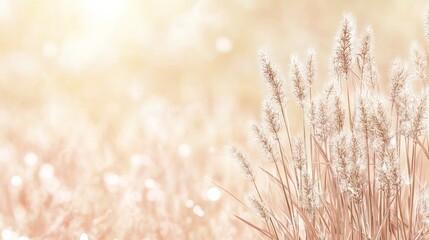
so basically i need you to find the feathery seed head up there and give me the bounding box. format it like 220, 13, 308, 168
333, 14, 355, 79
397, 90, 416, 137
345, 134, 366, 202
307, 100, 317, 129
356, 96, 374, 140
331, 133, 349, 191
348, 135, 366, 168
292, 137, 306, 171
299, 171, 321, 219
358, 27, 379, 90
252, 124, 277, 162
390, 59, 409, 110
411, 43, 427, 82
263, 101, 281, 138
347, 134, 366, 202
418, 188, 429, 224
370, 101, 391, 156
347, 166, 365, 202
249, 196, 269, 220
290, 55, 308, 107
305, 49, 316, 87
333, 94, 345, 133
386, 143, 402, 188
357, 27, 373, 72
260, 52, 286, 108
315, 97, 331, 142
231, 147, 255, 181
349, 134, 363, 165
323, 80, 339, 102
412, 92, 428, 139
375, 143, 401, 196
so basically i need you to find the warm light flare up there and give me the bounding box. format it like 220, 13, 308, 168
82, 0, 127, 25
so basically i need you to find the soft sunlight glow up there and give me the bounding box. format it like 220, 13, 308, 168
58, 36, 104, 72
0, 0, 11, 20
43, 41, 58, 59
82, 0, 127, 26
144, 116, 160, 134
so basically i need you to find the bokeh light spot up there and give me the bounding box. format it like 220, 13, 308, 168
144, 178, 156, 189
130, 154, 152, 166
178, 143, 191, 158
216, 36, 233, 53
10, 175, 22, 187
185, 199, 194, 208
79, 233, 89, 240
1, 230, 18, 240
104, 173, 121, 193
39, 163, 55, 180
24, 152, 38, 166
192, 205, 205, 217
206, 187, 221, 201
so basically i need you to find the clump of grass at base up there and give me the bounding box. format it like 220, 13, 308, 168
231, 12, 429, 239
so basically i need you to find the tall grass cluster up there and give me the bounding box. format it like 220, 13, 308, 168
232, 13, 429, 239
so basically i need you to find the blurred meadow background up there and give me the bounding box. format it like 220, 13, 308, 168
0, 0, 428, 239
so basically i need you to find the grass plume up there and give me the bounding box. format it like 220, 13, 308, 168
231, 12, 429, 239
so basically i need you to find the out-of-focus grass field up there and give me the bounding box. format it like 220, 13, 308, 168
0, 0, 427, 239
